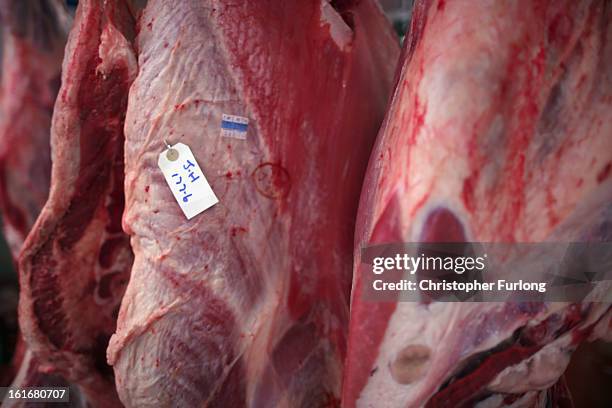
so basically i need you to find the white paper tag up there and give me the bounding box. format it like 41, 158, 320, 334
158, 143, 218, 219
220, 114, 249, 140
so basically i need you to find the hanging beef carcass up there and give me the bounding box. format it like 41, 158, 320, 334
344, 0, 612, 406
0, 0, 73, 402
17, 0, 137, 406
0, 0, 69, 255
106, 0, 399, 406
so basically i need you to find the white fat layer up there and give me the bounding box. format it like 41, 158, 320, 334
356, 303, 515, 407
320, 0, 352, 51
488, 336, 571, 394
356, 301, 574, 406
97, 23, 137, 79
591, 308, 612, 341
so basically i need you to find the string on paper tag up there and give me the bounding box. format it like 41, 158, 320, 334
158, 142, 218, 219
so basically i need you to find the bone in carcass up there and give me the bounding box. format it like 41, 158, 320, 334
344, 0, 612, 406
0, 0, 72, 399
106, 0, 399, 406
17, 0, 137, 406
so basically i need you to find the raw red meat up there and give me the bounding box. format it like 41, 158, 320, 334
0, 0, 68, 259
17, 0, 137, 406
344, 0, 612, 406
0, 0, 72, 401
107, 0, 399, 406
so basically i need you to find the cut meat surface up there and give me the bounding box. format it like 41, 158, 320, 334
344, 0, 612, 407
107, 0, 399, 406
0, 0, 73, 402
17, 0, 137, 406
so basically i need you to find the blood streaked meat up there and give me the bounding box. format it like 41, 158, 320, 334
17, 0, 136, 406
0, 0, 72, 402
344, 0, 612, 406
0, 0, 69, 257
107, 0, 399, 406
